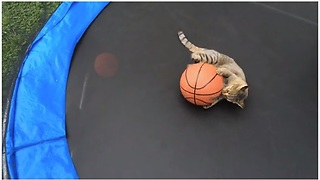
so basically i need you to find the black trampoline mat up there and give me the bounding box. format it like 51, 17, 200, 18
66, 2, 318, 178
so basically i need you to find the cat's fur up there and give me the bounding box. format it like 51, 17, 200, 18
178, 31, 249, 109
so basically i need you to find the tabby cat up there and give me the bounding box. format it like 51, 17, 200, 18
178, 31, 249, 109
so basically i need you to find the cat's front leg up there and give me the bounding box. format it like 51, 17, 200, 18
216, 67, 233, 78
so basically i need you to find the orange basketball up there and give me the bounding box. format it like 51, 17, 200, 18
180, 62, 224, 106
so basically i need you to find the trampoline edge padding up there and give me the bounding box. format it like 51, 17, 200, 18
5, 2, 109, 178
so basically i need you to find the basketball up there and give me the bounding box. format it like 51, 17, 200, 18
180, 62, 224, 106
94, 52, 118, 77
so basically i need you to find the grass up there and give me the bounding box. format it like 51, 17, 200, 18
2, 2, 60, 108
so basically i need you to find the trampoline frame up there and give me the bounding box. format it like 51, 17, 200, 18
3, 2, 109, 178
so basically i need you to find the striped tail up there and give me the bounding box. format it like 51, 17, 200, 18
178, 31, 203, 53
178, 31, 219, 64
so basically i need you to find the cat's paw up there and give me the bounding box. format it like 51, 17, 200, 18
216, 68, 224, 75
191, 53, 201, 62
203, 104, 213, 109
222, 88, 229, 95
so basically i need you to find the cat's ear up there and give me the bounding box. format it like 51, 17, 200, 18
239, 85, 248, 91
236, 99, 245, 108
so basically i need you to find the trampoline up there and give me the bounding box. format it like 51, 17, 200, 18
3, 2, 318, 179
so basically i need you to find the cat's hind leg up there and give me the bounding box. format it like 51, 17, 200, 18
191, 52, 217, 64
203, 96, 224, 109
191, 53, 201, 63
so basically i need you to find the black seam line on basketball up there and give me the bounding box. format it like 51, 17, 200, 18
196, 73, 218, 90
185, 66, 194, 89
185, 97, 211, 106
180, 86, 222, 96
185, 97, 211, 105
184, 65, 219, 90
194, 63, 206, 106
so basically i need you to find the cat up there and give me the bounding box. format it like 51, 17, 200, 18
178, 31, 249, 109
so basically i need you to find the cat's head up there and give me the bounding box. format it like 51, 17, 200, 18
222, 83, 249, 108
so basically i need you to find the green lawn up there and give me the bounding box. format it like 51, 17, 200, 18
2, 2, 60, 107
